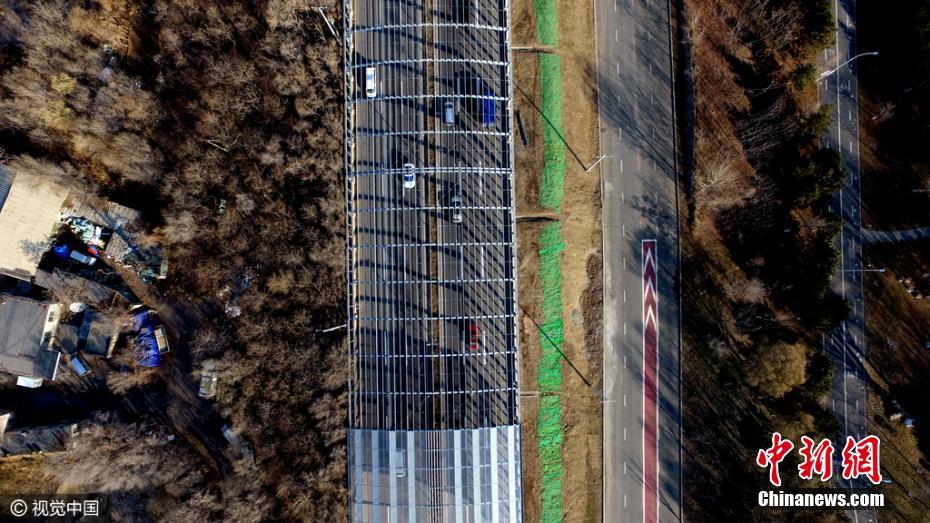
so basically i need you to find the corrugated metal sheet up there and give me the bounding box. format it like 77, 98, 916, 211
349, 426, 523, 522
0, 172, 68, 279
0, 166, 13, 210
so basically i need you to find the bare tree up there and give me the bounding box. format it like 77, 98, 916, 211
696, 154, 744, 212
872, 101, 895, 124
736, 94, 797, 161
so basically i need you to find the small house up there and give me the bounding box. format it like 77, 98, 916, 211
0, 167, 69, 281
0, 295, 62, 387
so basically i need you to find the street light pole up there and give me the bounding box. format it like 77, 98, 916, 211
819, 51, 879, 79
585, 155, 610, 174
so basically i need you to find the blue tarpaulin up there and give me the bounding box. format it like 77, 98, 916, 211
133, 310, 161, 367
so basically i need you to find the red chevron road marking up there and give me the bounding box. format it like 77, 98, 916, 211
642, 239, 659, 523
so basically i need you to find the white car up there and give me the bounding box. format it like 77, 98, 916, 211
402, 163, 416, 189
365, 67, 377, 98
450, 193, 463, 223
69, 250, 97, 266
443, 100, 455, 126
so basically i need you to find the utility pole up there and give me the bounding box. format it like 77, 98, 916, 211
313, 7, 338, 39
317, 323, 347, 333
585, 155, 609, 174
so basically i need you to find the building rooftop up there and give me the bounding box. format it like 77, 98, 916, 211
61, 199, 142, 262
0, 166, 13, 210
0, 418, 78, 456
0, 296, 61, 382
34, 268, 132, 307
57, 309, 120, 358
0, 169, 68, 280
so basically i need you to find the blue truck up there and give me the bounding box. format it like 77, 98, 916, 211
480, 86, 496, 127
132, 309, 170, 367
456, 73, 497, 127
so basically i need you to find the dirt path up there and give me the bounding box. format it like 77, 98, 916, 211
512, 0, 603, 520
117, 269, 233, 475
557, 1, 603, 519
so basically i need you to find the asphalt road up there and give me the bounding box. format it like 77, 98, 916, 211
861, 226, 930, 244
595, 0, 682, 520
818, 1, 877, 521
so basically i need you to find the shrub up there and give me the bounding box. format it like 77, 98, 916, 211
745, 342, 808, 398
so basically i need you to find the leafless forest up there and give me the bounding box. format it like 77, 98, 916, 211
0, 1, 347, 520
682, 0, 848, 520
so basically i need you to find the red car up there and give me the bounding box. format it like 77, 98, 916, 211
467, 324, 482, 351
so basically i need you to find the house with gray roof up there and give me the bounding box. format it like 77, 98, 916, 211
57, 309, 121, 359
0, 295, 62, 387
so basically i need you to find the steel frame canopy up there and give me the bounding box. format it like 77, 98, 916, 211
343, 0, 522, 521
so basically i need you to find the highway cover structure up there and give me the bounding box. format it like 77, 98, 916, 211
596, 0, 683, 520
343, 0, 523, 520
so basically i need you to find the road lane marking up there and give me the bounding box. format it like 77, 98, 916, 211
623, 322, 627, 335
615, 30, 619, 42
480, 246, 486, 278
624, 461, 627, 474
620, 159, 624, 172
619, 127, 623, 141
623, 394, 627, 407
642, 239, 660, 523
617, 62, 620, 76
623, 428, 627, 440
